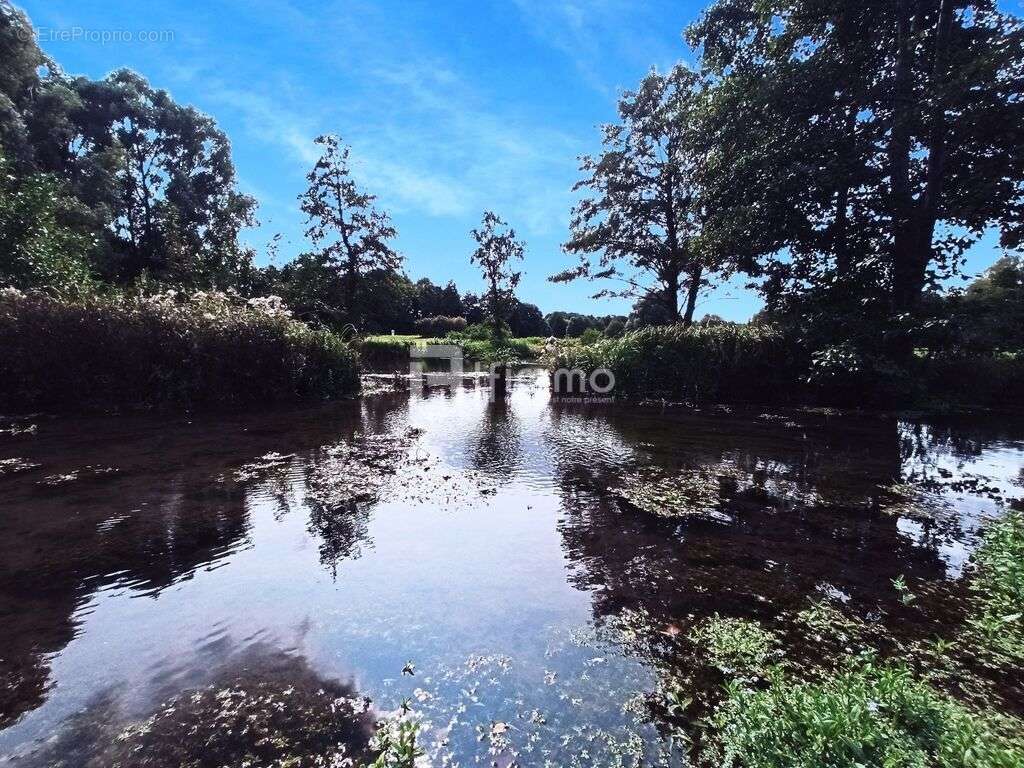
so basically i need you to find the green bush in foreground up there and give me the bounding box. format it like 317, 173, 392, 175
708, 656, 1022, 768
0, 288, 359, 411
553, 323, 800, 403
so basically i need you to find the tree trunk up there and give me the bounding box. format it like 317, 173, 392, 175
682, 265, 703, 326
892, 0, 955, 319
663, 270, 680, 325
888, 1, 918, 317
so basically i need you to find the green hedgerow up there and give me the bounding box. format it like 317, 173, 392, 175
0, 288, 359, 411
552, 323, 802, 403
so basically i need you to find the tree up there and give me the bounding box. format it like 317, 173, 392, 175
509, 300, 548, 337
687, 0, 1024, 349
300, 135, 400, 326
0, 153, 95, 294
552, 64, 722, 326
469, 211, 524, 339
604, 318, 625, 337
952, 256, 1024, 352
415, 278, 464, 318
0, 6, 259, 290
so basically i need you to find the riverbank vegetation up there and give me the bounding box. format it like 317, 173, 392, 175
670, 512, 1024, 766
5, 0, 1020, 408
0, 288, 358, 411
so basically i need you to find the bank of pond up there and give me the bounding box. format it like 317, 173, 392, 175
1, 289, 1021, 413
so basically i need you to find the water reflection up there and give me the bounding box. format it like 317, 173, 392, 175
1, 382, 1021, 764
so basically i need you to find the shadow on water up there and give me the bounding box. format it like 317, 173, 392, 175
1, 377, 1022, 763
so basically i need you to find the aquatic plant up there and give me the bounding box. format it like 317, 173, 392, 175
968, 511, 1024, 662
689, 616, 782, 678
0, 289, 359, 411
20, 652, 379, 768
704, 655, 1023, 768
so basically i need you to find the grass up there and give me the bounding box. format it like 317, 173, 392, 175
0, 288, 359, 412
356, 333, 543, 371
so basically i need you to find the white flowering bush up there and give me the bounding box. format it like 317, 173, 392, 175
0, 288, 359, 410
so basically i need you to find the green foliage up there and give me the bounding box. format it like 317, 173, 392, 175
415, 315, 467, 336
554, 64, 721, 324
299, 134, 401, 319
0, 156, 95, 295
369, 717, 423, 768
918, 354, 1024, 408
968, 512, 1024, 662
706, 656, 1023, 768
469, 211, 523, 338
690, 616, 781, 678
554, 322, 799, 403
687, 0, 1024, 323
0, 289, 358, 411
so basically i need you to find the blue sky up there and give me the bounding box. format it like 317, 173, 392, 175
20, 0, 1016, 320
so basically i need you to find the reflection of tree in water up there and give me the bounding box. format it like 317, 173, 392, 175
0, 403, 378, 728
470, 398, 523, 483
14, 647, 378, 768
549, 408, 964, 670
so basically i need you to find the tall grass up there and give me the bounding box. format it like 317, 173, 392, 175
0, 288, 359, 411
552, 323, 801, 403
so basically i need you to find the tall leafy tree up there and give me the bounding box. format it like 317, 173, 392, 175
553, 64, 721, 325
299, 135, 400, 325
688, 0, 1024, 344
470, 211, 524, 339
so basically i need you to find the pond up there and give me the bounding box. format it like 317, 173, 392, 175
1, 371, 1022, 766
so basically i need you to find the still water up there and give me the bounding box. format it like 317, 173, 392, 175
1, 371, 1022, 765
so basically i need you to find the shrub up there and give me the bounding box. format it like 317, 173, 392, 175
414, 315, 467, 336
552, 322, 802, 403
919, 354, 1024, 408
355, 337, 416, 371
0, 288, 359, 411
706, 656, 1023, 768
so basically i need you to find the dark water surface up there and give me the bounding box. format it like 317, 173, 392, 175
1, 371, 1022, 765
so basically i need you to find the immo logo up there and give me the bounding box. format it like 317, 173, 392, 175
408, 344, 615, 403
550, 366, 615, 403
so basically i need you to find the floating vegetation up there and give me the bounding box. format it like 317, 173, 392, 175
306, 429, 425, 511
617, 469, 728, 518
226, 451, 297, 484
0, 457, 40, 476
689, 616, 782, 679
34, 465, 119, 487
793, 599, 870, 649
17, 651, 382, 768
0, 422, 37, 436
615, 460, 821, 520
